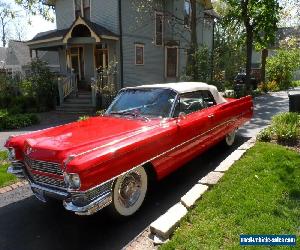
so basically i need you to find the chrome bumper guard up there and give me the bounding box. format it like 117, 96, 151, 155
63, 192, 112, 216
7, 161, 113, 216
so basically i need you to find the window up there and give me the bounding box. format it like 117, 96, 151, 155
83, 0, 90, 20
173, 91, 216, 117
184, 0, 191, 27
155, 12, 163, 46
135, 44, 144, 65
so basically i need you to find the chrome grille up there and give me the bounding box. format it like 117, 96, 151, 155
24, 155, 63, 175
31, 173, 67, 188
85, 180, 113, 202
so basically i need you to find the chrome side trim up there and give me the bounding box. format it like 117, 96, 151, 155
63, 192, 112, 216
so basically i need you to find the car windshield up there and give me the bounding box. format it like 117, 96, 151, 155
106, 88, 177, 118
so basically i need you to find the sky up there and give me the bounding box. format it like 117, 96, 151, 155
7, 0, 56, 41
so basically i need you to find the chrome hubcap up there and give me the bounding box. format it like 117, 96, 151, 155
226, 131, 235, 144
118, 172, 142, 208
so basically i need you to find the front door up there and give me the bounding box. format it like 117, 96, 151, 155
68, 47, 84, 81
166, 47, 178, 78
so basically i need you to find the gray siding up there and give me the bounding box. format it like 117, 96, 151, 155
91, 0, 119, 34
121, 0, 165, 87
55, 0, 75, 30
58, 48, 67, 73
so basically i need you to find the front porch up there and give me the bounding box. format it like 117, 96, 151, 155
27, 16, 120, 112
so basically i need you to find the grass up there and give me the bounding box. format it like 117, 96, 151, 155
161, 143, 300, 250
0, 150, 17, 188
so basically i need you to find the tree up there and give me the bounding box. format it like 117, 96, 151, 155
0, 2, 16, 47
223, 0, 281, 88
14, 0, 54, 22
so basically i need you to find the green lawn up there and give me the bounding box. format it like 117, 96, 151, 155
0, 150, 17, 188
161, 143, 300, 250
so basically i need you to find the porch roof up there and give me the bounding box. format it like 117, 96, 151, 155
27, 17, 119, 48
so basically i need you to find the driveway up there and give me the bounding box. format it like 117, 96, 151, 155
0, 92, 289, 250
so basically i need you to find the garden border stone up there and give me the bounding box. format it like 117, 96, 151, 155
136, 136, 257, 248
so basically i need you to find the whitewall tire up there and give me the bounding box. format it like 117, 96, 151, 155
111, 166, 148, 216
225, 130, 236, 146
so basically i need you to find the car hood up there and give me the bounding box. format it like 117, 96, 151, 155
22, 116, 162, 162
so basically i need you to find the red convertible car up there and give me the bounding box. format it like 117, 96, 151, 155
5, 82, 253, 216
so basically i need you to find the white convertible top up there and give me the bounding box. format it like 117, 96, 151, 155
127, 82, 227, 104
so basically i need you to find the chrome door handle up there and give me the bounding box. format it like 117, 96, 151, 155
208, 114, 214, 118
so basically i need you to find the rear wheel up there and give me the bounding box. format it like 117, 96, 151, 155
225, 130, 236, 146
111, 166, 148, 216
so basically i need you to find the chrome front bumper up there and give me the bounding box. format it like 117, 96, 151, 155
7, 163, 113, 216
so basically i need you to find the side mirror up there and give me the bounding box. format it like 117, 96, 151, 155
178, 112, 186, 120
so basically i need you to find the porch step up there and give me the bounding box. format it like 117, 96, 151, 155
56, 105, 95, 114
57, 91, 95, 114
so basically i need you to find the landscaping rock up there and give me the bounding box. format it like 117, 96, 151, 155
150, 203, 188, 240
199, 172, 224, 185
181, 184, 209, 208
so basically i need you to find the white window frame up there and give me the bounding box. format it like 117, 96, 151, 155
165, 46, 179, 78
155, 11, 164, 46
135, 44, 144, 65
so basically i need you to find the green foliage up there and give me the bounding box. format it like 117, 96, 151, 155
162, 143, 300, 249
182, 46, 211, 82
291, 80, 300, 87
0, 110, 39, 130
258, 80, 280, 93
0, 150, 17, 188
257, 112, 300, 145
266, 49, 300, 90
78, 115, 90, 121
22, 59, 57, 111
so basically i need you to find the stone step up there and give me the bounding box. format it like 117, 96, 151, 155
61, 102, 94, 108
64, 98, 92, 104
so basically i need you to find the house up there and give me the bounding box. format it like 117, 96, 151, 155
0, 40, 60, 76
27, 0, 216, 111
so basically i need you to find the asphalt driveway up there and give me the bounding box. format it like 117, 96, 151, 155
0, 92, 289, 250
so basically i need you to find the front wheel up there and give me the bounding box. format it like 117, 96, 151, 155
111, 166, 148, 216
225, 130, 236, 146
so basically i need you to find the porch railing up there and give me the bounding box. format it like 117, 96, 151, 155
57, 72, 78, 105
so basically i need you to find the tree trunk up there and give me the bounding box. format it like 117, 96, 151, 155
189, 0, 198, 80
245, 26, 253, 90
261, 48, 268, 83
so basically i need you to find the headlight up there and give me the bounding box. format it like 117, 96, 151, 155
64, 173, 81, 190
8, 148, 16, 161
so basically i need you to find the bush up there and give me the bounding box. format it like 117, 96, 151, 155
291, 80, 300, 88
258, 112, 300, 145
257, 127, 273, 142
266, 49, 300, 90
21, 59, 57, 111
0, 112, 39, 130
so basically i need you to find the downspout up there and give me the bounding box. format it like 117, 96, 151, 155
118, 0, 124, 89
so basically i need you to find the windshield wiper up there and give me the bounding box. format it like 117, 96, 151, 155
109, 111, 150, 121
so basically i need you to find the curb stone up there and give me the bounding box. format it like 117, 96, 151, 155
147, 136, 257, 245
150, 203, 188, 240
0, 180, 28, 194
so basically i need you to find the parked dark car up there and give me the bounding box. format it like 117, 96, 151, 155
234, 73, 258, 89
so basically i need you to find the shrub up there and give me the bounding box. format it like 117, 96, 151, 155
0, 113, 39, 130
22, 59, 57, 111
266, 49, 300, 90
257, 113, 300, 145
